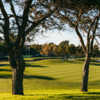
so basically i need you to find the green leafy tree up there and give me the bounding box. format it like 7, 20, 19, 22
69, 44, 76, 57
30, 44, 41, 56
58, 40, 69, 58
92, 45, 100, 57
40, 43, 57, 57
75, 45, 84, 57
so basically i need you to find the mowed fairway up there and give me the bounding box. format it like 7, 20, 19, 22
0, 58, 100, 99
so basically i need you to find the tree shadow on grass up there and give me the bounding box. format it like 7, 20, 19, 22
67, 60, 82, 64
25, 63, 48, 68
0, 74, 11, 78
24, 75, 56, 80
25, 58, 45, 62
0, 58, 8, 61
0, 63, 47, 68
56, 94, 100, 100
87, 92, 100, 95
90, 63, 100, 66
25, 60, 34, 62
63, 95, 100, 100
0, 74, 55, 80
24, 94, 100, 99
0, 68, 11, 72
0, 64, 10, 67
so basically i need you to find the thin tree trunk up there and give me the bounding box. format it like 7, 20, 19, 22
9, 49, 25, 95
81, 55, 90, 92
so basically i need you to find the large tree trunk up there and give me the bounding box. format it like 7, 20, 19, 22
9, 49, 25, 95
81, 55, 90, 92
12, 67, 24, 95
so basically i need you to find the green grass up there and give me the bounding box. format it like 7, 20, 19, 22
0, 58, 100, 99
0, 90, 100, 100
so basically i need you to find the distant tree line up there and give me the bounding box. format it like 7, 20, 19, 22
23, 40, 100, 58
0, 41, 99, 58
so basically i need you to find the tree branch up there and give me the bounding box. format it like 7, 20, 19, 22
25, 7, 57, 35
9, 0, 20, 29
90, 16, 99, 53
86, 15, 98, 54
15, 0, 32, 48
75, 25, 87, 53
0, 0, 10, 45
0, 1, 8, 19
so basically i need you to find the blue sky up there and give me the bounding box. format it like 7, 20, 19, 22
33, 27, 80, 46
